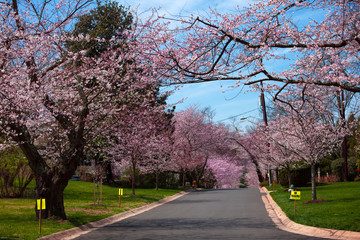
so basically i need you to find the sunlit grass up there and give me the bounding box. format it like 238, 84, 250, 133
267, 182, 360, 232
0, 181, 181, 240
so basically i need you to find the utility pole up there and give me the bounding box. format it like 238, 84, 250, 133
260, 81, 271, 186
338, 90, 348, 181
260, 82, 268, 126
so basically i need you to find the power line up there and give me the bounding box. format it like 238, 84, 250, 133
224, 84, 245, 101
216, 108, 258, 122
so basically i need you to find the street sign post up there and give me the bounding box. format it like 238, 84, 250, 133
119, 188, 123, 207
37, 198, 46, 233
290, 191, 301, 216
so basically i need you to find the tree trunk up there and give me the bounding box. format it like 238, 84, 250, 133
196, 156, 209, 185
35, 172, 70, 219
232, 138, 264, 183
165, 172, 168, 188
343, 136, 348, 181
311, 164, 317, 200
100, 178, 103, 205
155, 170, 159, 191
182, 170, 185, 188
30, 157, 79, 220
8, 82, 89, 220
17, 174, 33, 198
15, 125, 84, 220
104, 160, 115, 185
131, 161, 136, 196
93, 178, 96, 204
253, 160, 264, 183
287, 167, 292, 188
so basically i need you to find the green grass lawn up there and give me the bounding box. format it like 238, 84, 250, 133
0, 181, 181, 240
266, 182, 360, 232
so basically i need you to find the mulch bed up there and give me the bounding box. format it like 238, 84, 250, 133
303, 199, 328, 204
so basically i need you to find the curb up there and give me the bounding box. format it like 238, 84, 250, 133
38, 191, 189, 240
260, 187, 360, 240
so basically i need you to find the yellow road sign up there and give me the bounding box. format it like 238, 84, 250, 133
119, 188, 123, 196
37, 199, 46, 210
290, 191, 301, 200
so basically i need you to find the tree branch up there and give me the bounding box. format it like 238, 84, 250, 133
245, 76, 360, 93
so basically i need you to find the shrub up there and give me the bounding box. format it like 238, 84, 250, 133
0, 145, 33, 198
331, 157, 358, 181
316, 174, 339, 183
259, 180, 268, 187
278, 167, 311, 187
319, 157, 332, 175
203, 169, 217, 189
331, 158, 343, 181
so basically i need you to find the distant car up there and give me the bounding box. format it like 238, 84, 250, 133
70, 175, 80, 181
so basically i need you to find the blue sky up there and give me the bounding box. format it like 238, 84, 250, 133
117, 0, 267, 128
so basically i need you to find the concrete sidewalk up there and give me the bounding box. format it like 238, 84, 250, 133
260, 187, 360, 240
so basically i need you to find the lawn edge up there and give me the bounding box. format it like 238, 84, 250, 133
38, 190, 189, 240
260, 187, 360, 240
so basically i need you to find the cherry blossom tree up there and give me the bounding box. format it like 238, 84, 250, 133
153, 0, 359, 183
0, 0, 94, 219
0, 0, 173, 219
172, 107, 210, 185
109, 102, 173, 195
231, 129, 266, 183
151, 0, 359, 192
234, 82, 347, 193
261, 93, 344, 200
208, 157, 244, 189
285, 119, 343, 200
244, 162, 261, 188
68, 0, 133, 186
251, 119, 301, 187
268, 135, 299, 188
159, 0, 359, 92
144, 134, 176, 191
171, 107, 234, 187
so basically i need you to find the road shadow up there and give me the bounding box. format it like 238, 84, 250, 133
166, 199, 220, 204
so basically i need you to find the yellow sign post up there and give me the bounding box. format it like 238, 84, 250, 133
290, 191, 301, 216
119, 188, 123, 207
37, 198, 46, 234
290, 191, 301, 200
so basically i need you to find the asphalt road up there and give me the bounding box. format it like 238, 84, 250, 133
73, 188, 330, 240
